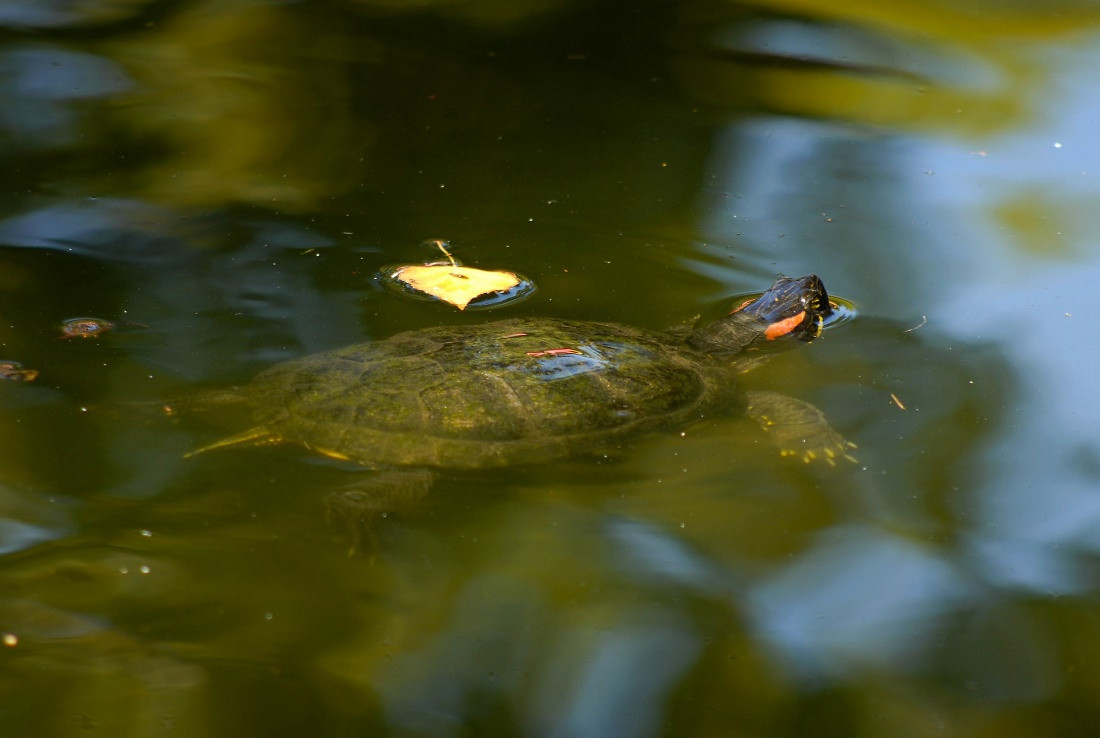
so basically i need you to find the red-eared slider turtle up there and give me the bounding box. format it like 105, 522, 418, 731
187, 275, 853, 531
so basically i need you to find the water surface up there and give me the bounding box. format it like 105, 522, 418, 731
2, 0, 1100, 736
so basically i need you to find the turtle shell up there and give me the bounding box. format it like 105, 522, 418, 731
243, 317, 737, 469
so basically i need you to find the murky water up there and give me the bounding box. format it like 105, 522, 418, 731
2, 1, 1100, 736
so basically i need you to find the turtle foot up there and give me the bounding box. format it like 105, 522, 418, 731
324, 468, 434, 555
744, 390, 857, 465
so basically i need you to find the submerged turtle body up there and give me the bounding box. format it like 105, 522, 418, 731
245, 319, 738, 469
194, 275, 852, 468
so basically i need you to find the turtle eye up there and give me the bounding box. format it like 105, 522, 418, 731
801, 292, 828, 315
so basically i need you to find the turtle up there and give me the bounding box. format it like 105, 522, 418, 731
185, 275, 853, 536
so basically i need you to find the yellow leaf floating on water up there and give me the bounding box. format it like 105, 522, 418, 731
390, 264, 522, 310
388, 241, 523, 310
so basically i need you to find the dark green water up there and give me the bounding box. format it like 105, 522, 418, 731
2, 1, 1100, 736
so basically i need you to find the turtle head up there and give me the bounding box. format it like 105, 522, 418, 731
687, 275, 832, 357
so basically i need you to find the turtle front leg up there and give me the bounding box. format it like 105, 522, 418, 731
324, 468, 434, 555
743, 390, 857, 465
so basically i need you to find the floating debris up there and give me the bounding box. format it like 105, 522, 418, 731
59, 317, 116, 340
379, 240, 536, 310
0, 361, 39, 382
904, 315, 928, 333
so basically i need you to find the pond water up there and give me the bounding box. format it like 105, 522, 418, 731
2, 1, 1100, 736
